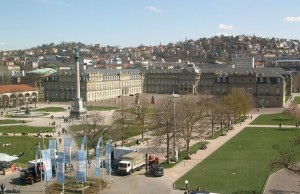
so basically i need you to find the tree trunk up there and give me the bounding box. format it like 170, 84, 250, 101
186, 141, 190, 159
166, 132, 170, 164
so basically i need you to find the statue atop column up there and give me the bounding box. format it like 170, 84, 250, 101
69, 42, 87, 118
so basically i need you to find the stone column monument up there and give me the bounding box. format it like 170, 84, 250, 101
70, 43, 87, 118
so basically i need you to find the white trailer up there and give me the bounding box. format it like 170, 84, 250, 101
118, 152, 145, 175
113, 147, 137, 163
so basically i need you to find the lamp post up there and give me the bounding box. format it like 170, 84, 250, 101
146, 129, 148, 144
52, 129, 55, 138
185, 180, 188, 190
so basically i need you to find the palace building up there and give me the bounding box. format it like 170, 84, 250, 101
43, 69, 143, 102
43, 65, 292, 108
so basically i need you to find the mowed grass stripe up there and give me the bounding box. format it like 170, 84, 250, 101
0, 125, 55, 133
175, 127, 299, 193
250, 113, 295, 125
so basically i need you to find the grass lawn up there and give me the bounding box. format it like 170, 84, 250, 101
0, 119, 27, 124
175, 127, 300, 193
0, 125, 55, 133
0, 136, 51, 165
85, 106, 116, 111
250, 113, 295, 125
35, 107, 64, 112
294, 96, 300, 104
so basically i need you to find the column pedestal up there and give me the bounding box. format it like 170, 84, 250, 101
70, 97, 87, 118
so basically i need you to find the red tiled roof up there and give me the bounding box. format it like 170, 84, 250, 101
0, 84, 36, 93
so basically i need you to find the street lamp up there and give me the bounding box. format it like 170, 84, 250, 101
185, 180, 188, 190
146, 129, 148, 144
52, 129, 55, 138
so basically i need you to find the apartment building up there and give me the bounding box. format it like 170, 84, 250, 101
232, 57, 254, 68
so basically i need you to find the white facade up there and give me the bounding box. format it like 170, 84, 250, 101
232, 57, 254, 68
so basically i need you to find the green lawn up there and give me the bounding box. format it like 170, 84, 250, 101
0, 125, 55, 133
175, 127, 300, 193
0, 136, 50, 165
85, 105, 116, 111
0, 119, 27, 124
294, 96, 300, 104
250, 113, 295, 125
35, 107, 64, 112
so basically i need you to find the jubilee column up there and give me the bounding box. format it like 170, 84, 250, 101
70, 43, 87, 118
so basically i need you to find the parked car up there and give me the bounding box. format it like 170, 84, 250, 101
149, 164, 164, 177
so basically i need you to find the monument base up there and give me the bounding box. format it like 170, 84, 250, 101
69, 97, 87, 118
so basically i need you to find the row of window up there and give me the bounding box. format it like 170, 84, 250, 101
216, 77, 282, 83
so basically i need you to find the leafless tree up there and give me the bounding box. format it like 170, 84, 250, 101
151, 98, 176, 164
112, 99, 133, 146
176, 96, 208, 159
284, 102, 300, 126
72, 112, 110, 154
271, 137, 300, 175
204, 98, 222, 137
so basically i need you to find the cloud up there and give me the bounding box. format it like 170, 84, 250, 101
216, 32, 229, 36
218, 24, 235, 30
145, 6, 162, 13
284, 16, 300, 22
0, 42, 6, 46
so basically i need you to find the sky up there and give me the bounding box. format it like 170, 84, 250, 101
1, 0, 300, 51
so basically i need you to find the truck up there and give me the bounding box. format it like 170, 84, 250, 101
20, 160, 44, 185
118, 152, 145, 175
112, 147, 137, 166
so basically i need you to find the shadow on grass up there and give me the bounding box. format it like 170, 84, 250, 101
275, 127, 297, 131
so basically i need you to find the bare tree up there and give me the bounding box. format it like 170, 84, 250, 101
271, 137, 300, 175
72, 112, 110, 154
112, 99, 133, 146
204, 98, 221, 137
152, 98, 175, 164
284, 103, 300, 126
176, 96, 208, 159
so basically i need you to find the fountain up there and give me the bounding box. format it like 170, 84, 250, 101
12, 97, 44, 117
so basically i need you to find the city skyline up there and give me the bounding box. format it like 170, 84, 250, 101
1, 0, 300, 51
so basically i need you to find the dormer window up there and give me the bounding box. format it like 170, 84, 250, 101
260, 78, 263, 83
277, 78, 281, 83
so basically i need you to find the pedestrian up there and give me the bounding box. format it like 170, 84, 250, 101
1, 183, 5, 193
88, 160, 91, 168
59, 138, 62, 144
250, 115, 252, 120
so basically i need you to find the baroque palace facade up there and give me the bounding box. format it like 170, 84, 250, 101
43, 65, 292, 108
43, 69, 143, 102
143, 66, 292, 108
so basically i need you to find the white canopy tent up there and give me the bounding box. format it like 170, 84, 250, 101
0, 153, 18, 162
